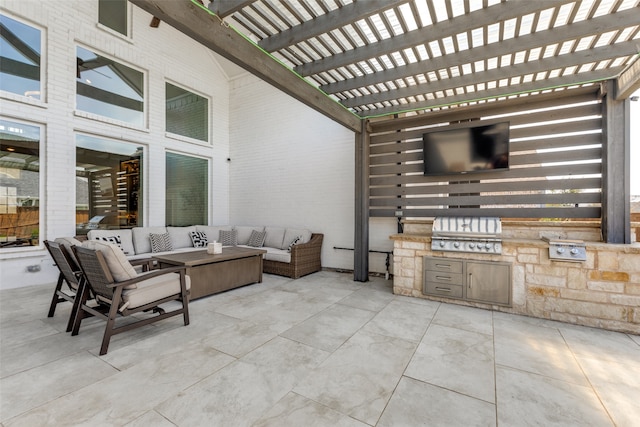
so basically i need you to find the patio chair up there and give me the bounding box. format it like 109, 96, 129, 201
44, 239, 85, 332
71, 243, 190, 355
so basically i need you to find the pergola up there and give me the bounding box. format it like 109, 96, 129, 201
129, 0, 640, 279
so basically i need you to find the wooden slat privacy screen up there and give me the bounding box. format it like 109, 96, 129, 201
368, 87, 603, 219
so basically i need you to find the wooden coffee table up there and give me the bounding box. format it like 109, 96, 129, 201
153, 246, 267, 300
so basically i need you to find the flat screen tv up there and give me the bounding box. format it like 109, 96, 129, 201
422, 121, 510, 176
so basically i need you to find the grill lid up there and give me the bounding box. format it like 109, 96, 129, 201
432, 217, 502, 239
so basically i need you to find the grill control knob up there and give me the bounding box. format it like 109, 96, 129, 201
469, 243, 475, 249
570, 248, 579, 255
439, 241, 445, 247
485, 244, 492, 250
557, 247, 565, 254
453, 242, 460, 248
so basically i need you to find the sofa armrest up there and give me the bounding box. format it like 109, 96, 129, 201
289, 233, 322, 269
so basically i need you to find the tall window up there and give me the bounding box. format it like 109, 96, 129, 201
76, 46, 144, 127
0, 14, 42, 100
0, 119, 41, 248
166, 153, 208, 226
76, 135, 142, 235
98, 0, 128, 36
166, 83, 209, 142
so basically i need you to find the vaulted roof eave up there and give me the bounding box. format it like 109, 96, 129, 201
129, 0, 362, 132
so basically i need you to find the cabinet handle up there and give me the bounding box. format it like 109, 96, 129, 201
435, 287, 452, 292
435, 275, 452, 281
435, 264, 451, 269
468, 273, 473, 289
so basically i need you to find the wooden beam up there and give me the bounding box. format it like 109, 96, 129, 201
129, 0, 361, 132
295, 0, 566, 76
343, 41, 639, 109
259, 0, 408, 52
207, 0, 252, 18
354, 120, 369, 282
360, 67, 619, 118
601, 80, 631, 243
616, 55, 640, 100
322, 10, 639, 95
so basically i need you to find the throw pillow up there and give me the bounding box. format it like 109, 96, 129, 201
219, 229, 238, 246
149, 232, 173, 253
94, 235, 128, 254
247, 230, 266, 247
189, 231, 208, 248
287, 235, 303, 252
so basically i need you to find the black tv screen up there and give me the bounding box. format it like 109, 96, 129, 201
423, 121, 510, 176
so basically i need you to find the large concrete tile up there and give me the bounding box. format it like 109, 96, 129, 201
377, 376, 495, 426
156, 337, 328, 427
576, 353, 640, 427
494, 317, 589, 386
432, 302, 494, 336
124, 410, 175, 427
496, 366, 613, 426
0, 351, 117, 422
405, 324, 495, 403
4, 344, 234, 426
361, 299, 437, 342
281, 303, 375, 352
253, 392, 368, 427
294, 329, 416, 425
336, 287, 394, 313
559, 325, 640, 363
0, 318, 61, 348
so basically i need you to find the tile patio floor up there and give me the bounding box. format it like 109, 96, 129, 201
1, 270, 639, 426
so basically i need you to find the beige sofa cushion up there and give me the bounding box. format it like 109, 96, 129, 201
264, 226, 286, 249
132, 227, 167, 255
264, 247, 291, 263
82, 240, 138, 284
235, 225, 264, 245
281, 228, 312, 250
167, 226, 197, 249
87, 229, 135, 255
196, 225, 233, 243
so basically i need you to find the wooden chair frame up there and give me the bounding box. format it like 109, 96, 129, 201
44, 240, 86, 332
71, 246, 190, 355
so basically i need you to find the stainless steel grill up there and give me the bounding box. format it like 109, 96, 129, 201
431, 217, 502, 254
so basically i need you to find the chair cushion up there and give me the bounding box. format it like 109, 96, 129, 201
120, 273, 191, 311
87, 229, 135, 255
219, 229, 238, 246
132, 227, 167, 254
247, 230, 266, 247
189, 231, 208, 248
167, 226, 197, 249
150, 232, 173, 253
264, 226, 286, 249
281, 228, 312, 249
81, 240, 138, 284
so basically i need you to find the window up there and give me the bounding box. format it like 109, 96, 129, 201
166, 153, 208, 226
0, 14, 42, 100
76, 134, 143, 235
76, 46, 144, 126
98, 0, 128, 36
166, 83, 209, 142
0, 119, 41, 248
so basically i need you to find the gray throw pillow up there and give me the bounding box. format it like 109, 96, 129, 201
247, 230, 266, 247
219, 229, 238, 246
149, 232, 173, 253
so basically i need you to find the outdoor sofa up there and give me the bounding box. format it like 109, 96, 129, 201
82, 225, 323, 279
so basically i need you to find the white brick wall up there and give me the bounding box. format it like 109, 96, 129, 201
1, 0, 231, 288
229, 76, 396, 274
1, 0, 397, 289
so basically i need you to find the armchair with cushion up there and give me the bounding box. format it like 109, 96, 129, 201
71, 242, 190, 355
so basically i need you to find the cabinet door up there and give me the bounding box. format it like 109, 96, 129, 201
466, 260, 511, 306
